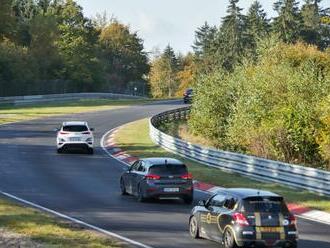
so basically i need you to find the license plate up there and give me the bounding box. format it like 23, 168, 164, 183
70, 137, 81, 142
163, 188, 179, 192
258, 227, 282, 232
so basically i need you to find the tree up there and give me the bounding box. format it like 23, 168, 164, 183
55, 0, 101, 92
245, 1, 270, 57
273, 0, 302, 43
29, 14, 61, 79
192, 22, 217, 57
0, 0, 14, 40
163, 44, 178, 70
214, 0, 246, 70
99, 21, 149, 92
12, 0, 39, 46
300, 0, 322, 46
176, 53, 196, 96
149, 46, 180, 98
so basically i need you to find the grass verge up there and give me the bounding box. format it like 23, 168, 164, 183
0, 98, 149, 124
114, 118, 330, 213
0, 198, 122, 247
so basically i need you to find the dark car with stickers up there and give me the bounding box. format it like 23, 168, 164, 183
120, 158, 193, 204
189, 188, 298, 248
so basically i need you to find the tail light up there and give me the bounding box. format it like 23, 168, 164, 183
59, 132, 69, 135
233, 213, 249, 226
181, 173, 193, 180
82, 131, 91, 134
288, 214, 297, 226
145, 174, 161, 180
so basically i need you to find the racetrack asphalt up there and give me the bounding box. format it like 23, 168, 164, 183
0, 100, 329, 248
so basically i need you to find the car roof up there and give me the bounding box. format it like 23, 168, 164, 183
62, 121, 88, 126
141, 157, 184, 167
216, 188, 280, 199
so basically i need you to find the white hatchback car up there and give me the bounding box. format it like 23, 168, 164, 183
56, 121, 94, 154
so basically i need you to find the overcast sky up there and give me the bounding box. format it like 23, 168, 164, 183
77, 0, 330, 54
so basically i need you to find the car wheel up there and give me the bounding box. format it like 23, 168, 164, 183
87, 148, 94, 155
183, 195, 193, 204
289, 241, 297, 248
120, 178, 128, 195
223, 228, 238, 248
57, 148, 63, 154
189, 216, 200, 239
137, 186, 146, 202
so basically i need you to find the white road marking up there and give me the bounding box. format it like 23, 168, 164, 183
0, 190, 153, 248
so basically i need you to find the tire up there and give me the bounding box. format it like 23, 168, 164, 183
120, 178, 128, 195
289, 241, 297, 248
87, 148, 94, 155
57, 148, 63, 154
223, 228, 238, 248
183, 195, 193, 205
189, 216, 200, 239
137, 186, 146, 202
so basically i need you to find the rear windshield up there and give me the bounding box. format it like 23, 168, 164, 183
149, 164, 187, 175
63, 125, 88, 132
242, 198, 289, 213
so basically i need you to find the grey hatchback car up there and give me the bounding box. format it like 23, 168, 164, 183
120, 158, 194, 204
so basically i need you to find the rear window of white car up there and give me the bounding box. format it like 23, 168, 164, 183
63, 125, 88, 132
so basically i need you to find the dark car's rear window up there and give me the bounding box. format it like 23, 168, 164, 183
242, 197, 289, 213
63, 125, 88, 132
149, 164, 187, 175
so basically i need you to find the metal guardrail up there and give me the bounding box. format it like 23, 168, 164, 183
0, 92, 144, 106
150, 107, 330, 196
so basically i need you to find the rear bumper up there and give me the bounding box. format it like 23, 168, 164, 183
237, 239, 297, 248
143, 184, 193, 199
57, 143, 93, 150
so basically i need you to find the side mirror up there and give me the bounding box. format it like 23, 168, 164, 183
90, 128, 95, 131
198, 200, 206, 207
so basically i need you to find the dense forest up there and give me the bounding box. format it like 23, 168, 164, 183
0, 0, 149, 96
149, 0, 330, 169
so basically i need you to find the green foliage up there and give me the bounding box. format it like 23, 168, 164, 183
0, 0, 14, 40
0, 39, 38, 96
189, 71, 236, 145
189, 42, 330, 169
99, 21, 149, 93
192, 22, 217, 58
245, 1, 270, 59
214, 0, 246, 71
0, 0, 148, 96
149, 48, 178, 98
272, 0, 302, 43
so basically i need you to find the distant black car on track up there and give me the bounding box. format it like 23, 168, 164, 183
189, 188, 298, 248
120, 158, 193, 204
183, 88, 193, 104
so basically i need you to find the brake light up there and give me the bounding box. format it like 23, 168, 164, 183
233, 213, 249, 226
181, 173, 193, 180
288, 214, 297, 226
145, 174, 161, 180
82, 131, 91, 134
59, 132, 69, 135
